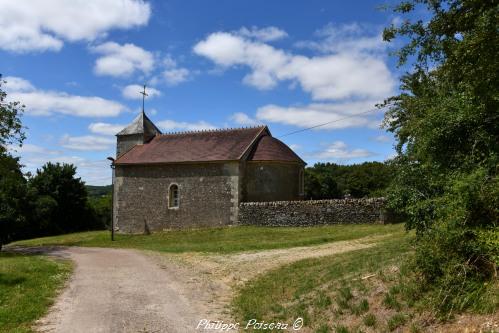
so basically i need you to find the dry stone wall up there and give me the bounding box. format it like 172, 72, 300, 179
238, 198, 388, 226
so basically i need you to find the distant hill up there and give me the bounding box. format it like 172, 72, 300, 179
86, 185, 112, 198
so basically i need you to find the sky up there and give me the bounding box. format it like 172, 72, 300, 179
0, 0, 406, 185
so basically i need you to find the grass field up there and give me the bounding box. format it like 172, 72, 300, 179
11, 224, 404, 254
232, 231, 419, 332
0, 253, 72, 333
232, 228, 499, 332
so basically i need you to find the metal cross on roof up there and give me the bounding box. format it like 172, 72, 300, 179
140, 84, 148, 112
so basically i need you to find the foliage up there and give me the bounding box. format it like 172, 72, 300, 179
0, 75, 27, 249
0, 253, 71, 333
0, 75, 25, 152
381, 0, 498, 316
86, 185, 112, 198
86, 185, 112, 230
0, 154, 28, 249
304, 162, 394, 199
88, 194, 112, 230
27, 162, 104, 236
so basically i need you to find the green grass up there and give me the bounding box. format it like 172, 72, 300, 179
232, 230, 414, 330
387, 313, 408, 331
11, 224, 403, 254
362, 313, 376, 327
0, 253, 72, 333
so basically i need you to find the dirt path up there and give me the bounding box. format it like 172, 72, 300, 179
155, 234, 388, 289
19, 235, 387, 333
34, 247, 220, 333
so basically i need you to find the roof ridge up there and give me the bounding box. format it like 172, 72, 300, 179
157, 125, 266, 137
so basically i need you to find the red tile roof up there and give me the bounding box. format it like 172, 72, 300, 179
115, 126, 267, 165
248, 135, 305, 164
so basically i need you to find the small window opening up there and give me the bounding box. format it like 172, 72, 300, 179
169, 184, 179, 208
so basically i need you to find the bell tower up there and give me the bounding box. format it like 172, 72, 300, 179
116, 84, 161, 158
116, 111, 161, 158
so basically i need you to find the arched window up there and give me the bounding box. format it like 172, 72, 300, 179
169, 184, 179, 208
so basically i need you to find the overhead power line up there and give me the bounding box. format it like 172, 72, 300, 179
276, 109, 379, 138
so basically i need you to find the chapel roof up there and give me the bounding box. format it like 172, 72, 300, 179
116, 112, 162, 136
114, 125, 305, 165
247, 135, 305, 164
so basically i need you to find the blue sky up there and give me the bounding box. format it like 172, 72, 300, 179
1, 0, 404, 185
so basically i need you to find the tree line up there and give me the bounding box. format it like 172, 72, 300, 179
304, 161, 393, 199
0, 157, 108, 249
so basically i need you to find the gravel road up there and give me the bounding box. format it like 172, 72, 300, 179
35, 247, 220, 333
21, 236, 386, 333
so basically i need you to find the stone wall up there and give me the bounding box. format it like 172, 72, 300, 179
114, 162, 240, 233
238, 198, 388, 226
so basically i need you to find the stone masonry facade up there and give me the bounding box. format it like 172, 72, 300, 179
113, 161, 304, 233
114, 163, 240, 233
238, 198, 388, 227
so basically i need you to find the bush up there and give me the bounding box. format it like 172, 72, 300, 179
382, 0, 498, 317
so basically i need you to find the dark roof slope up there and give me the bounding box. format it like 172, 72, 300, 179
248, 135, 305, 164
115, 126, 266, 165
117, 112, 162, 136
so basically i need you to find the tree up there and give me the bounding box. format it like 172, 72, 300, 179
0, 75, 25, 153
382, 0, 498, 315
88, 194, 112, 230
0, 75, 27, 250
304, 162, 393, 199
28, 162, 103, 235
0, 154, 27, 249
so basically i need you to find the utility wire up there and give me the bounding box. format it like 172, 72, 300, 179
276, 109, 379, 138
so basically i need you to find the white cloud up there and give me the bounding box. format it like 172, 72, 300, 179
9, 143, 112, 185
0, 0, 150, 52
8, 143, 61, 155
237, 26, 288, 42
372, 135, 391, 143
193, 27, 394, 131
193, 30, 394, 99
1, 76, 34, 91
145, 54, 191, 86
91, 42, 154, 77
295, 22, 386, 54
122, 84, 161, 100
256, 101, 382, 129
3, 76, 127, 117
88, 122, 126, 136
157, 120, 216, 132
60, 135, 115, 151
163, 68, 190, 86
230, 112, 260, 126
313, 141, 375, 161
162, 54, 177, 68
44, 156, 111, 185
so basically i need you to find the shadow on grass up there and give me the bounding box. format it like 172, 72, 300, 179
0, 273, 26, 286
